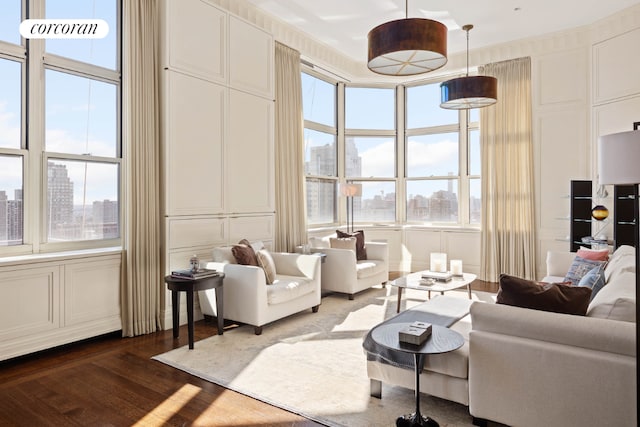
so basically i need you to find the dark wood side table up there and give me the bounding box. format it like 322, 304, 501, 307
370, 322, 464, 427
164, 273, 225, 350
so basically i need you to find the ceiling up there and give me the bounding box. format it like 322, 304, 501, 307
245, 0, 639, 64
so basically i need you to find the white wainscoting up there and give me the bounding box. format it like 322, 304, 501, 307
0, 250, 122, 361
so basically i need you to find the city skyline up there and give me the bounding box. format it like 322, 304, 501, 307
0, 163, 119, 245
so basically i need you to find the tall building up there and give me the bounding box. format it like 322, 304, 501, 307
93, 199, 119, 239
0, 191, 7, 242
0, 190, 23, 245
47, 163, 74, 239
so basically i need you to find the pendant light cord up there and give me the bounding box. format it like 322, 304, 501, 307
465, 27, 470, 76
405, 0, 408, 19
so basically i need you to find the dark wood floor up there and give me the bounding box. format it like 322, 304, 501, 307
0, 276, 496, 427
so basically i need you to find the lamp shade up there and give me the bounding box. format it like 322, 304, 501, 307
340, 183, 362, 197
367, 18, 447, 76
598, 129, 640, 185
440, 75, 498, 109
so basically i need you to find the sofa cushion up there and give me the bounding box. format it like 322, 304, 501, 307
256, 249, 277, 284
497, 274, 592, 315
329, 236, 357, 252
564, 256, 605, 286
267, 275, 316, 305
232, 240, 259, 266
578, 264, 607, 301
337, 229, 367, 260
356, 259, 386, 279
577, 247, 610, 261
604, 245, 635, 283
587, 271, 636, 322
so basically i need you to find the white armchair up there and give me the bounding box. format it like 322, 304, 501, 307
198, 246, 321, 335
309, 236, 389, 299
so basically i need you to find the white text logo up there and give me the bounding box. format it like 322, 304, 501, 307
20, 19, 109, 39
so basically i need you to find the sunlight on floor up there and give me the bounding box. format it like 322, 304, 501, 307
133, 383, 201, 426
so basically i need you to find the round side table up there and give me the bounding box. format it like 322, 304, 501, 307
370, 322, 464, 426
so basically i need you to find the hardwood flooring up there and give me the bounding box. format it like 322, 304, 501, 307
0, 275, 497, 427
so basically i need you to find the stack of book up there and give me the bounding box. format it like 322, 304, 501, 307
399, 321, 433, 345
421, 270, 453, 282
171, 268, 218, 279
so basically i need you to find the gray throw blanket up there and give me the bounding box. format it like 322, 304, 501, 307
362, 295, 472, 370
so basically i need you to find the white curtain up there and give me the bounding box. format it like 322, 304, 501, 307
121, 0, 162, 336
274, 42, 308, 252
480, 57, 537, 281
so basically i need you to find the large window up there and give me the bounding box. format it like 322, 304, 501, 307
301, 69, 481, 229
302, 71, 337, 224
345, 86, 396, 223
406, 82, 480, 225
1, 0, 121, 253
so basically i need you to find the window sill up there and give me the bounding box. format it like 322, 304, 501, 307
0, 247, 123, 268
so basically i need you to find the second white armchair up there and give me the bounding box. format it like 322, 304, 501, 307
310, 236, 389, 299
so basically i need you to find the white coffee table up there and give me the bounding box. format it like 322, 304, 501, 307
391, 271, 477, 313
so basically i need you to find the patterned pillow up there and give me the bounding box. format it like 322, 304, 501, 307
256, 249, 276, 284
564, 256, 605, 286
578, 264, 607, 301
336, 229, 367, 260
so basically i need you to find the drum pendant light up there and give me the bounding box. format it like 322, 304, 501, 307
440, 25, 497, 109
367, 0, 447, 76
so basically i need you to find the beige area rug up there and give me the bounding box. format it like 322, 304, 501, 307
152, 286, 497, 427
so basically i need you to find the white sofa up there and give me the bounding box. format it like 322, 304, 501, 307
198, 246, 321, 335
366, 245, 636, 427
309, 236, 389, 299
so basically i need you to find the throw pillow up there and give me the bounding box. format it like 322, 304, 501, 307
578, 264, 607, 301
564, 256, 605, 286
256, 249, 277, 284
231, 239, 259, 266
336, 229, 367, 260
329, 237, 357, 253
497, 274, 592, 316
577, 247, 610, 261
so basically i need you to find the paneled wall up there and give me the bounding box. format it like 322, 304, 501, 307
0, 250, 122, 361
160, 0, 275, 328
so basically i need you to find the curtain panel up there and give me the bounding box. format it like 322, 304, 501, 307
480, 57, 537, 282
121, 0, 163, 336
274, 42, 308, 252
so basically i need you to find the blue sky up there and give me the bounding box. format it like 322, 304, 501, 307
0, 0, 118, 205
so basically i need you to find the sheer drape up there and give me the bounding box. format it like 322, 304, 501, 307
274, 42, 308, 252
480, 57, 537, 281
121, 0, 162, 336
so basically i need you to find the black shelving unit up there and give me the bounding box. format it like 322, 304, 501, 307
613, 185, 639, 249
569, 180, 593, 252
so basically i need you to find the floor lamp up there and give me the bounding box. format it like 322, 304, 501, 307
340, 183, 362, 234
597, 122, 640, 414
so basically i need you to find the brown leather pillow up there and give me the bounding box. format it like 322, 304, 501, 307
231, 239, 258, 266
497, 274, 592, 316
336, 230, 367, 260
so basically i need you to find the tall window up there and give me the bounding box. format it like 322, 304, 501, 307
302, 71, 337, 225
405, 82, 480, 225
345, 86, 396, 222
0, 0, 121, 253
